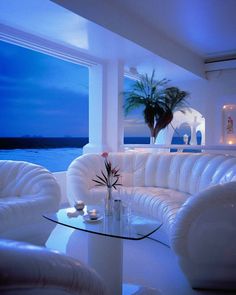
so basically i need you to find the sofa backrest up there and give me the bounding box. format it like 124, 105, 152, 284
0, 160, 61, 201
68, 152, 236, 196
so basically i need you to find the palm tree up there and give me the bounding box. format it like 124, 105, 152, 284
124, 70, 189, 143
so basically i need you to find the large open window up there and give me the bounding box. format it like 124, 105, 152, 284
0, 41, 89, 171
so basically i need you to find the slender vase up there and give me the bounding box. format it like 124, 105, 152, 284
105, 186, 113, 216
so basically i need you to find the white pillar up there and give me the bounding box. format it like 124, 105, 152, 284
83, 63, 108, 154
190, 116, 200, 145
105, 60, 124, 152
83, 60, 124, 154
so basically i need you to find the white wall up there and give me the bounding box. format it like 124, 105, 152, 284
175, 69, 236, 145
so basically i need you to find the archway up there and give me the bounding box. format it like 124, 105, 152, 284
158, 107, 205, 145
171, 123, 191, 144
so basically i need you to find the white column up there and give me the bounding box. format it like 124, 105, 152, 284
83, 60, 124, 154
105, 60, 124, 152
190, 116, 200, 145
83, 63, 108, 154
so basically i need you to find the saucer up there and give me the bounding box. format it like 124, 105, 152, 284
83, 214, 103, 223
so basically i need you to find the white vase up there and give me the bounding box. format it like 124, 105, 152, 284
150, 137, 156, 144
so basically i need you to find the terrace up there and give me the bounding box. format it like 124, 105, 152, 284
0, 0, 236, 294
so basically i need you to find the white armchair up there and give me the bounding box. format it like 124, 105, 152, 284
0, 239, 106, 295
0, 160, 61, 245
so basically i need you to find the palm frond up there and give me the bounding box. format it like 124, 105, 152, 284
122, 69, 189, 140
92, 179, 105, 185
165, 87, 189, 111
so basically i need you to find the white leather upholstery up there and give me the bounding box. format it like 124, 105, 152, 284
0, 239, 106, 295
171, 181, 236, 290
68, 152, 236, 290
0, 160, 61, 245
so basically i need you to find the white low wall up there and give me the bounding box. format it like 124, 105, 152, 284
124, 144, 236, 156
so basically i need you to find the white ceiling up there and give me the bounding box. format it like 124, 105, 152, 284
0, 0, 202, 81
1, 0, 235, 81
53, 0, 236, 73
114, 0, 236, 59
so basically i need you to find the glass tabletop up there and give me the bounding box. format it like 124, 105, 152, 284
43, 206, 162, 240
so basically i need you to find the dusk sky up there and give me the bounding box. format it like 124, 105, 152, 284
0, 41, 89, 137
0, 41, 148, 138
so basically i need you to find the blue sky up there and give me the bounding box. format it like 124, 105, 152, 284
0, 41, 89, 137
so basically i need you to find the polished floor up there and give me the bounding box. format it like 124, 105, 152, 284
46, 224, 234, 295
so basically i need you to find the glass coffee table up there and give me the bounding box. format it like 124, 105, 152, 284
44, 206, 162, 295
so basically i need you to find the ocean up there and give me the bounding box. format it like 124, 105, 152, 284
0, 148, 83, 172
0, 136, 200, 172
0, 137, 149, 172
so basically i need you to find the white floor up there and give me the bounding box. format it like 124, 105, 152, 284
46, 224, 234, 295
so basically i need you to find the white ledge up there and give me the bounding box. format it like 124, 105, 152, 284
123, 144, 236, 151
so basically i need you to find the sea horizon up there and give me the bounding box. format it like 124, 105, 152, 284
0, 136, 201, 171
0, 136, 198, 149
0, 136, 151, 149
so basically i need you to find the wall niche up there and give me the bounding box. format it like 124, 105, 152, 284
222, 104, 236, 144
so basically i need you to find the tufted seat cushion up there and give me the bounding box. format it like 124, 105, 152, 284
130, 187, 189, 233
0, 160, 61, 245
89, 186, 189, 240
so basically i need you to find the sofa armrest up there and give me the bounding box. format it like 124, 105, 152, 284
67, 154, 103, 205
170, 182, 236, 289
0, 239, 106, 295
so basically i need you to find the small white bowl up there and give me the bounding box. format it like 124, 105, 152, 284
87, 209, 99, 220
74, 200, 85, 211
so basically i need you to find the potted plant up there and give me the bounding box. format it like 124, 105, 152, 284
124, 70, 189, 144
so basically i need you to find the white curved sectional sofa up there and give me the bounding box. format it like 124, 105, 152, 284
67, 152, 236, 290
0, 160, 61, 245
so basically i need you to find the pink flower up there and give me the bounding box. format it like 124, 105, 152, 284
101, 152, 109, 158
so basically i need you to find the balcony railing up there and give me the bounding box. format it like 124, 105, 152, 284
123, 144, 236, 156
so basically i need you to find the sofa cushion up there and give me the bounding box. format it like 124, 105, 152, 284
131, 187, 189, 233
89, 186, 189, 237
